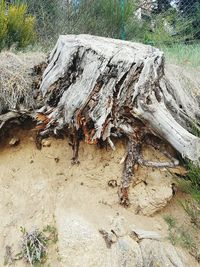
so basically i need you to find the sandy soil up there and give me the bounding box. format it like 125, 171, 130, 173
0, 126, 199, 267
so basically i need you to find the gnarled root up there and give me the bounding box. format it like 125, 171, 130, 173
119, 136, 142, 207
69, 128, 81, 165
119, 130, 179, 207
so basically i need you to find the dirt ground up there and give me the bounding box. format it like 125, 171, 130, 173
0, 126, 199, 267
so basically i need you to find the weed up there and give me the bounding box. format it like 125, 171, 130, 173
167, 230, 177, 246
164, 216, 200, 262
43, 225, 58, 244
181, 200, 200, 229
17, 227, 48, 266
13, 224, 58, 266
164, 215, 176, 230
177, 228, 196, 250
177, 122, 200, 224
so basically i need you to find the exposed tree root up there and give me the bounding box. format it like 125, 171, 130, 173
116, 120, 179, 207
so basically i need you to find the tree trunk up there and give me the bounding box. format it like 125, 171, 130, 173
38, 35, 200, 159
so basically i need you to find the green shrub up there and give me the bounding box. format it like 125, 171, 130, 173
184, 162, 200, 203
0, 0, 7, 49
18, 0, 59, 44
142, 8, 194, 46
0, 0, 36, 50
62, 0, 136, 40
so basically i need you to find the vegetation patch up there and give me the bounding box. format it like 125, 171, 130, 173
16, 227, 48, 266
162, 43, 200, 67
165, 122, 200, 263
4, 225, 58, 266
164, 215, 200, 262
0, 0, 36, 51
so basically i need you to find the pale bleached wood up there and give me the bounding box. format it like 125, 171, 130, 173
39, 35, 200, 161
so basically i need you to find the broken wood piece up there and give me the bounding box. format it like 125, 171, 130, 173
130, 229, 162, 242
99, 229, 118, 248
9, 137, 20, 146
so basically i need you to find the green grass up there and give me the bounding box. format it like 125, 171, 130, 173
161, 43, 200, 67
164, 215, 177, 230
164, 215, 200, 261
181, 200, 200, 229
165, 120, 200, 262
178, 120, 200, 205
164, 148, 200, 262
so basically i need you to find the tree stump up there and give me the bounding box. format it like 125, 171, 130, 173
34, 34, 200, 205
3, 35, 200, 206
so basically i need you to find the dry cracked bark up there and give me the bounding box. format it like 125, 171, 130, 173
1, 35, 200, 206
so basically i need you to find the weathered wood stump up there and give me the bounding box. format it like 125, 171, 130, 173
1, 35, 200, 205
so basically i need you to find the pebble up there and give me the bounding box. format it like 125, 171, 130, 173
42, 139, 51, 147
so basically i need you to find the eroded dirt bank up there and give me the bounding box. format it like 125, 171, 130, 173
0, 128, 199, 266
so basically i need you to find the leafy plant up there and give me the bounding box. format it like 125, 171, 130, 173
43, 225, 58, 244
143, 7, 194, 46
0, 0, 7, 50
0, 0, 36, 50
17, 227, 48, 266
186, 163, 200, 203
6, 3, 36, 48
19, 0, 59, 44
13, 224, 58, 266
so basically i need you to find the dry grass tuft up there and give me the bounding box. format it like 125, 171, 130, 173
0, 51, 45, 113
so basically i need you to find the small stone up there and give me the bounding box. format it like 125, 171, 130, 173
108, 180, 118, 188
30, 160, 34, 164
104, 163, 109, 167
57, 172, 64, 176
54, 157, 59, 163
9, 137, 20, 146
42, 139, 51, 147
156, 224, 162, 231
